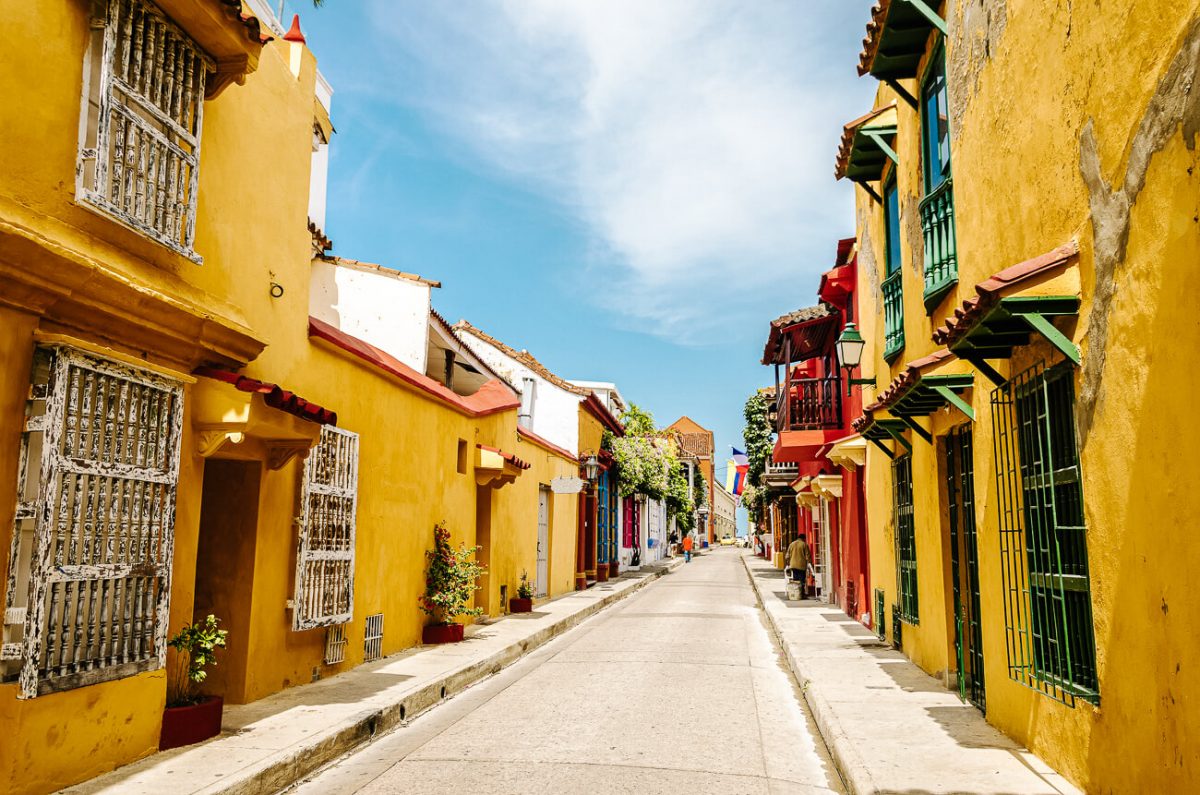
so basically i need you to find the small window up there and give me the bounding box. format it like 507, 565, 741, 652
76, 0, 211, 261
323, 625, 347, 665
893, 455, 918, 624
921, 48, 951, 191
457, 439, 468, 475
363, 613, 384, 662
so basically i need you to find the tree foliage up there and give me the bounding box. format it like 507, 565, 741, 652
741, 391, 773, 526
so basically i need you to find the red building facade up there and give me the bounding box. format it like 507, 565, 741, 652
759, 239, 872, 627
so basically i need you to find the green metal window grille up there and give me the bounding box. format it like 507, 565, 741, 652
991, 362, 1099, 707
919, 45, 957, 309
874, 587, 886, 641
892, 455, 918, 623
946, 425, 985, 712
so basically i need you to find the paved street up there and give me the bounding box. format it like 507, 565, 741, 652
290, 549, 842, 795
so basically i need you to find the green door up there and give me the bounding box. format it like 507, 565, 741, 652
946, 425, 985, 711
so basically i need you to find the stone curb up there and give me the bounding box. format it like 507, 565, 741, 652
739, 552, 873, 795
219, 558, 684, 795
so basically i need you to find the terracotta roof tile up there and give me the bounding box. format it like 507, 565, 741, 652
862, 349, 954, 414
857, 0, 891, 77
321, 256, 442, 288
932, 242, 1078, 348
195, 367, 337, 425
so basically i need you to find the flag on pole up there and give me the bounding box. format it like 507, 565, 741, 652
728, 448, 750, 495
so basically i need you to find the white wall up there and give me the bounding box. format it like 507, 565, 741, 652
458, 335, 580, 454
309, 260, 431, 372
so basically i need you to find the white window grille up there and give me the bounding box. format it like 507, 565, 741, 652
1, 346, 184, 698
77, 0, 212, 261
323, 624, 347, 665
292, 426, 359, 630
363, 613, 383, 662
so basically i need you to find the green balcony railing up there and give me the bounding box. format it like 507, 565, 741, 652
882, 269, 904, 360
920, 177, 957, 309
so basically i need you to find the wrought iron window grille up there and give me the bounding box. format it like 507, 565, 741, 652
892, 455, 919, 624
991, 361, 1099, 707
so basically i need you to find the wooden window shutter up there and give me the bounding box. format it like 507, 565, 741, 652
2, 346, 184, 698
292, 426, 359, 630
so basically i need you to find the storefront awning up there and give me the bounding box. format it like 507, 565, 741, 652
835, 104, 899, 184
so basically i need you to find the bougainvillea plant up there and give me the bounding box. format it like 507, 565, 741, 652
418, 523, 486, 625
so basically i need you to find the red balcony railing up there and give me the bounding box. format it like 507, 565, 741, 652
776, 375, 842, 432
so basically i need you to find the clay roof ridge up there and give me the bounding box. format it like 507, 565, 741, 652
321, 255, 442, 288
452, 320, 589, 396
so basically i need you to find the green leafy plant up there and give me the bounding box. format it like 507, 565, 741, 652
167, 614, 228, 707
741, 391, 773, 526
419, 523, 486, 625
516, 570, 534, 600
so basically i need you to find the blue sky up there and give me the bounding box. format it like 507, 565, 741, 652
289, 1, 876, 526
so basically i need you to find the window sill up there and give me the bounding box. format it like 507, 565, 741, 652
76, 192, 203, 265
922, 276, 958, 314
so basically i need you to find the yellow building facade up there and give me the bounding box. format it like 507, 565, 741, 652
843, 2, 1200, 791
0, 3, 584, 792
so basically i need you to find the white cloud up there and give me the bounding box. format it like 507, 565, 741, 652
364, 0, 873, 341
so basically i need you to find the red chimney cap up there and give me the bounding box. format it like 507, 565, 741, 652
283, 14, 306, 44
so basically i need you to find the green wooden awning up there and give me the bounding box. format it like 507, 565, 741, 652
945, 296, 1081, 384
857, 417, 912, 459
859, 0, 946, 81
837, 106, 899, 184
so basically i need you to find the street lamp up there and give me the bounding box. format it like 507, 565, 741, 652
583, 454, 600, 483
836, 322, 876, 396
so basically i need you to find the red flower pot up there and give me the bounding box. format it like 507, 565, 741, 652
160, 695, 224, 750
422, 623, 464, 644
509, 597, 533, 613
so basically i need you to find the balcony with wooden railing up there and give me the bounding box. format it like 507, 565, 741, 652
775, 374, 843, 433
920, 177, 957, 308
882, 269, 905, 360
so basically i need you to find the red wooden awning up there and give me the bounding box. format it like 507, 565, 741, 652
195, 367, 337, 426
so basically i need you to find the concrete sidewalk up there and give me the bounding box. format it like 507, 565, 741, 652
741, 553, 1081, 795
66, 559, 682, 795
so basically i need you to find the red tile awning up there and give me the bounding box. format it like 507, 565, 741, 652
195, 367, 337, 426
477, 444, 531, 470
932, 242, 1079, 350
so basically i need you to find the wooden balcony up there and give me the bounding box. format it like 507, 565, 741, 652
775, 375, 842, 433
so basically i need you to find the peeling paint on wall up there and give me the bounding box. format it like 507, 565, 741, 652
947, 0, 1009, 136
857, 204, 883, 315
902, 192, 926, 280
1076, 17, 1200, 443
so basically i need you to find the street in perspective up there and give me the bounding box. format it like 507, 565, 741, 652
1, 1, 1197, 794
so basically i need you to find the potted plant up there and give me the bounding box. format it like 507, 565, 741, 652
509, 570, 534, 613
419, 522, 485, 644
160, 614, 228, 750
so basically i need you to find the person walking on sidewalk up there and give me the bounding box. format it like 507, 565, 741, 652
682, 533, 694, 563
786, 534, 810, 598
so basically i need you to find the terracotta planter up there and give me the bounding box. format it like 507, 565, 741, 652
422, 623, 464, 644
509, 597, 533, 613
160, 695, 223, 751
